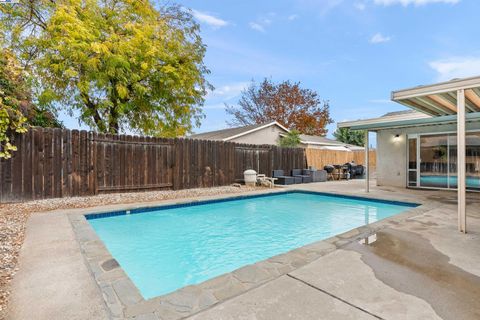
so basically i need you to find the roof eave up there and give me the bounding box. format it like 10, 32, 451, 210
340, 112, 480, 131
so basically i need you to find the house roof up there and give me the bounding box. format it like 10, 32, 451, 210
339, 76, 480, 131
338, 109, 431, 131
190, 121, 365, 149
299, 134, 339, 145
189, 121, 289, 141
339, 110, 480, 131
297, 134, 364, 150
381, 110, 419, 117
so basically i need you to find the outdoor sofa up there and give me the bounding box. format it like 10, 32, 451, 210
272, 170, 295, 185
292, 169, 313, 183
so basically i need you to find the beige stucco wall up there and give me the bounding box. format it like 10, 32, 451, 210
231, 125, 287, 145
376, 122, 480, 187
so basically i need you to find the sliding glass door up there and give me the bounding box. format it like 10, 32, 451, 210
419, 134, 449, 189
408, 131, 480, 191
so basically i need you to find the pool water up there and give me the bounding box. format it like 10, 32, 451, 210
88, 191, 416, 299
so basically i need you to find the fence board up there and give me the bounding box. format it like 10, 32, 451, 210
10, 133, 23, 201
23, 130, 33, 200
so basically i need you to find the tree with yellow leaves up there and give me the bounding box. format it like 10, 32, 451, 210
0, 50, 28, 159
1, 0, 210, 137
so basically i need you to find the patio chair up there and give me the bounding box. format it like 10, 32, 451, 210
272, 170, 295, 185
257, 174, 278, 188
292, 169, 313, 183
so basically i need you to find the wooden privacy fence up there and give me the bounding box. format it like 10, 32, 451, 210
0, 128, 306, 203
306, 148, 376, 170
234, 144, 306, 180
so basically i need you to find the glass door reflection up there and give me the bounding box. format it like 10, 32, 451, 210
420, 134, 449, 189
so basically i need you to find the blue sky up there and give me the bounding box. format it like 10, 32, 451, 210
61, 0, 480, 138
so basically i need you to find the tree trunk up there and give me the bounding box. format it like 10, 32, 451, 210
108, 105, 119, 134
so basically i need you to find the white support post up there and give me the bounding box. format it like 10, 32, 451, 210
457, 89, 467, 233
365, 131, 370, 193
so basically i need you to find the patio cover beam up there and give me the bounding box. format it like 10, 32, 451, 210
464, 89, 480, 111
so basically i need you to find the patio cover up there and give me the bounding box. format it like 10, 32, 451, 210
392, 76, 480, 233
392, 76, 480, 116
343, 76, 480, 233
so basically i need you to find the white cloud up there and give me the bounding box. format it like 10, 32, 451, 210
249, 22, 266, 32
373, 0, 459, 6
192, 10, 228, 28
429, 57, 480, 81
354, 2, 366, 10
207, 82, 249, 100
370, 33, 391, 44
288, 14, 299, 21
249, 14, 274, 33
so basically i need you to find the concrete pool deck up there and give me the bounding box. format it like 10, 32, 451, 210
6, 180, 480, 320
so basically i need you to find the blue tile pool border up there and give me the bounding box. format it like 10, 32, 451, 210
84, 190, 420, 221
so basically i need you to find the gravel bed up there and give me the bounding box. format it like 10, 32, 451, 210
0, 185, 260, 318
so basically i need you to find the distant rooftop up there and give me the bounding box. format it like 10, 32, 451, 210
190, 121, 364, 148
299, 134, 339, 145
381, 110, 419, 117
297, 134, 364, 149
189, 121, 287, 141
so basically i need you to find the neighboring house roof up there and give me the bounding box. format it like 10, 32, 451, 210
293, 133, 364, 150
298, 134, 341, 146
189, 121, 289, 141
381, 110, 419, 117
190, 121, 365, 150
338, 109, 431, 131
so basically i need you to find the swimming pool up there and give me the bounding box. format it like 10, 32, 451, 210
87, 191, 417, 299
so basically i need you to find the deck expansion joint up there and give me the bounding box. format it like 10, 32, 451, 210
286, 274, 385, 320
